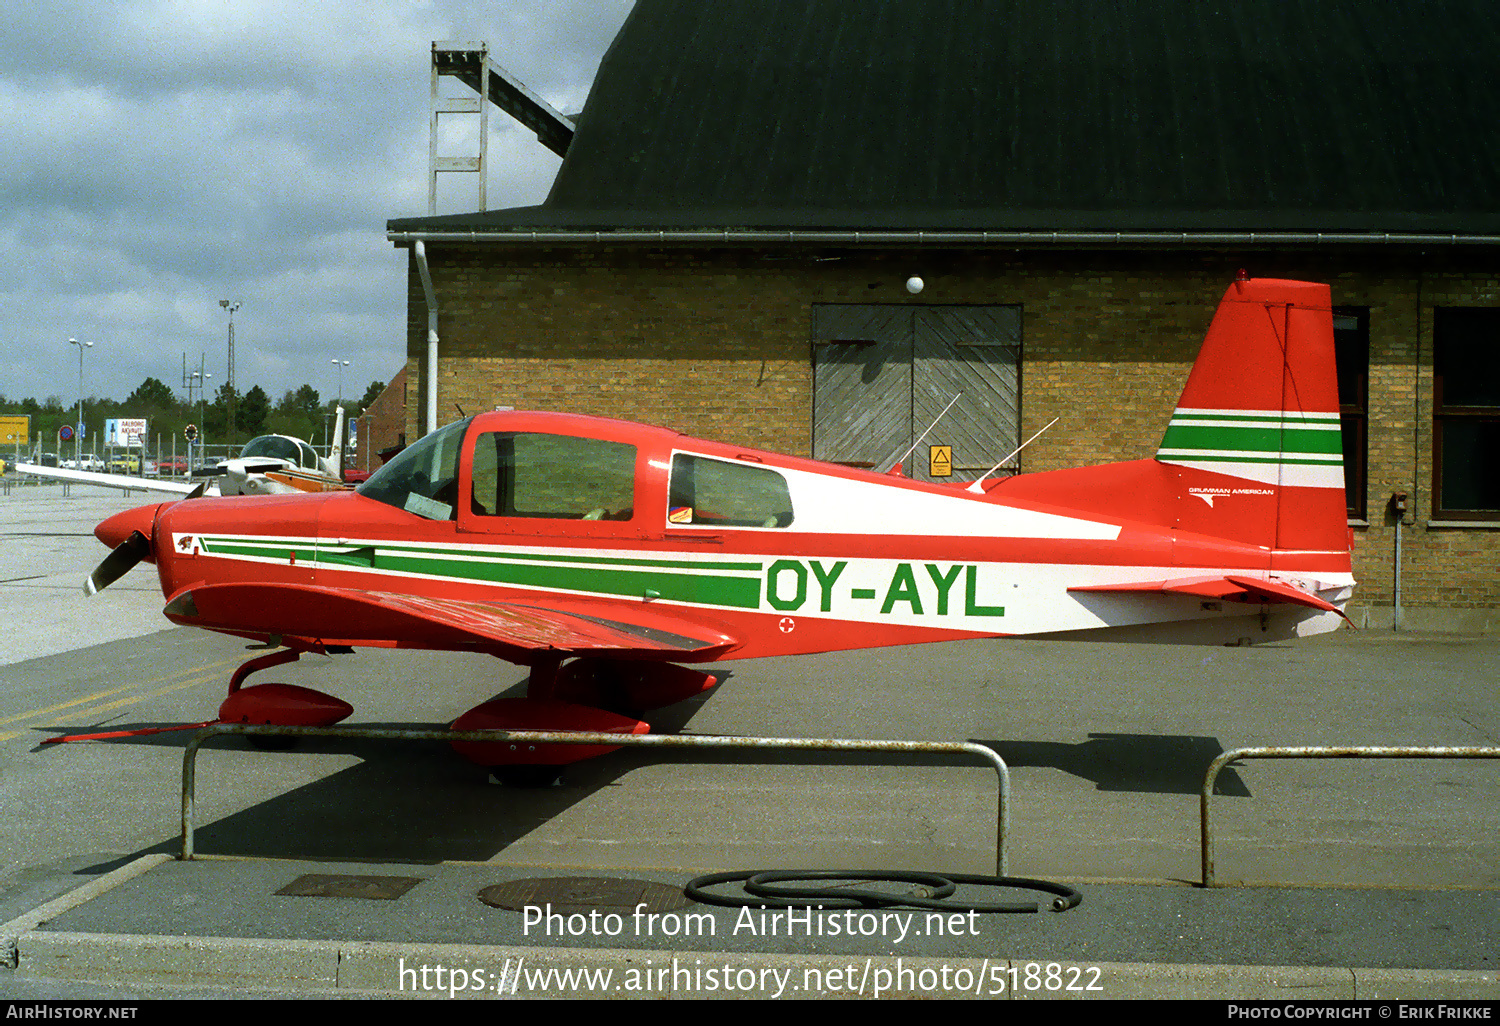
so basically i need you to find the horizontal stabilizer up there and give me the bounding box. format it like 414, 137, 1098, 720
1069, 575, 1348, 621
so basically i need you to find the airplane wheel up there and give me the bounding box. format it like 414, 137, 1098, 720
489, 765, 564, 788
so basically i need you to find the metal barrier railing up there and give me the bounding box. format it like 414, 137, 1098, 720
181, 724, 1011, 872
1200, 744, 1500, 887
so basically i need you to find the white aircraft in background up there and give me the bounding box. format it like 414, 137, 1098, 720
17, 409, 347, 497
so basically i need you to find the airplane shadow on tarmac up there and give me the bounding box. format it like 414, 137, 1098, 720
40, 676, 1244, 874
40, 677, 726, 871
979, 733, 1251, 796
37, 672, 963, 872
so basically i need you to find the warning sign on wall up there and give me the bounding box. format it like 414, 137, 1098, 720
929, 445, 952, 477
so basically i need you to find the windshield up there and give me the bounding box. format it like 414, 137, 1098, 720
357, 418, 470, 520
238, 436, 303, 465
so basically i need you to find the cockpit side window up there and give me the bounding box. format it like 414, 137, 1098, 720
471, 433, 636, 521
668, 454, 794, 528
357, 418, 470, 519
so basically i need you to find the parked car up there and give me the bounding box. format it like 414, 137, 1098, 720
108, 454, 140, 473
157, 459, 189, 476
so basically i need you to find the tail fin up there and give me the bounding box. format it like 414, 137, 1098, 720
327, 405, 346, 479
1155, 276, 1346, 553
991, 276, 1349, 559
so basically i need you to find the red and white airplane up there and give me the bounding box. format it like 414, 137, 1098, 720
21, 409, 347, 498
82, 276, 1353, 769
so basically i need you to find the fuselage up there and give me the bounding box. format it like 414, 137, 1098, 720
106, 410, 1353, 660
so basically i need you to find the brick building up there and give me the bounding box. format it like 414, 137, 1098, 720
352, 365, 409, 475
387, 1, 1500, 627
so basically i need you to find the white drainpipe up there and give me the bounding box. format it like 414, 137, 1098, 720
413, 240, 439, 436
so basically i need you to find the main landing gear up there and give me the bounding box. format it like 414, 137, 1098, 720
217, 648, 354, 749
449, 655, 720, 786
217, 649, 719, 784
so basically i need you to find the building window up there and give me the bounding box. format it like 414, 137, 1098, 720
1333, 308, 1369, 519
1433, 308, 1500, 519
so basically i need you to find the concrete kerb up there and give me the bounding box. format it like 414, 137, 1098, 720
14, 931, 1500, 999
1, 853, 171, 968
6, 857, 1500, 998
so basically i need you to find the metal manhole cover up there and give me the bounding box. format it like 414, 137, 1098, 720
276, 874, 425, 900
479, 876, 692, 913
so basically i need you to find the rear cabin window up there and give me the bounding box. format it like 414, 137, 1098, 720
668, 453, 794, 528
471, 433, 636, 521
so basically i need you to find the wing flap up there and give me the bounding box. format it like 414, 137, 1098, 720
165, 582, 739, 660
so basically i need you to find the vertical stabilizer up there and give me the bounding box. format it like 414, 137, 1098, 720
1156, 277, 1347, 554
326, 406, 346, 480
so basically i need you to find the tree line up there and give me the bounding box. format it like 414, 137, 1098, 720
0, 378, 386, 454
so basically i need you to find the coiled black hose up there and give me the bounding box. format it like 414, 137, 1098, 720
685, 870, 1081, 914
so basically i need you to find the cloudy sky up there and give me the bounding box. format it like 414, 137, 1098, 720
1, 0, 635, 411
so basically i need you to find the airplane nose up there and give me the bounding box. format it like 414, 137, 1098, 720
95, 503, 165, 560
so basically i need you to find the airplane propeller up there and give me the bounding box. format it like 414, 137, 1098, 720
85, 498, 180, 595
85, 530, 151, 596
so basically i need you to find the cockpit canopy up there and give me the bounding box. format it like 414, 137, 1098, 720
356, 415, 795, 530
237, 435, 318, 470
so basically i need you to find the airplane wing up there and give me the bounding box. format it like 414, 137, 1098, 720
1069, 574, 1349, 620
163, 582, 740, 661
15, 462, 203, 496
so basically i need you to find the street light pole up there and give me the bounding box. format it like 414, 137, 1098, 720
68, 337, 92, 466
191, 365, 211, 463
220, 300, 240, 445
330, 358, 349, 408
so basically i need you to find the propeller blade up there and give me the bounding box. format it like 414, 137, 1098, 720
85, 530, 151, 596
185, 481, 208, 500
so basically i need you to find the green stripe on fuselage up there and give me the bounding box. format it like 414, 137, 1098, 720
377, 550, 761, 608
196, 537, 763, 610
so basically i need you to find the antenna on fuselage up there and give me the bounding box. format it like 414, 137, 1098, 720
966, 417, 1060, 494
887, 393, 963, 475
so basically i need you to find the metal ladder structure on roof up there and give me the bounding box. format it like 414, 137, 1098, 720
429, 40, 577, 216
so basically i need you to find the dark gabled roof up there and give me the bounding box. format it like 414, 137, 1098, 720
391, 0, 1500, 236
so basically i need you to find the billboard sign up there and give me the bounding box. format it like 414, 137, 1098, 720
105, 418, 148, 447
